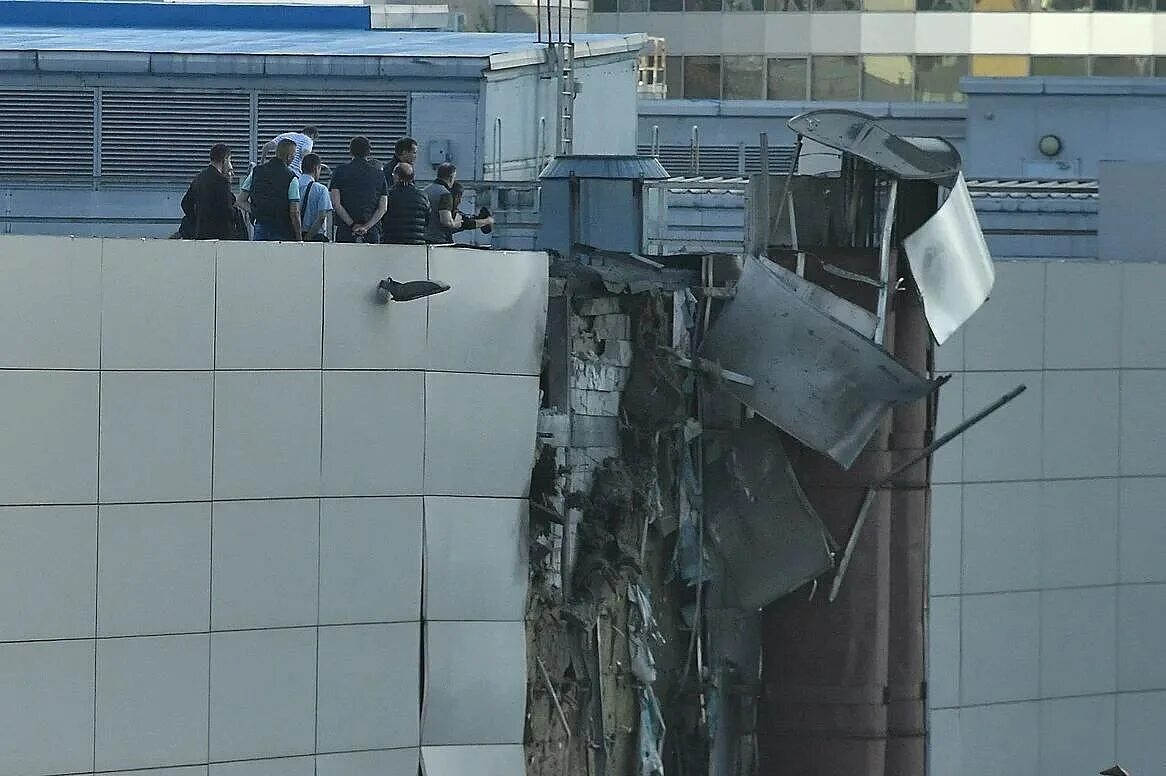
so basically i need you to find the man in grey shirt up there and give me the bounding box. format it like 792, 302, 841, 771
423, 162, 490, 243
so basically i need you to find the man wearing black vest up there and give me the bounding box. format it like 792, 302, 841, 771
382, 163, 430, 245
238, 138, 303, 242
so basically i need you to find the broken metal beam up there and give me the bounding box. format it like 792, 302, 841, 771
660, 347, 755, 387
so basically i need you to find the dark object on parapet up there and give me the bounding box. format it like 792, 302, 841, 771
1101, 766, 1131, 776
376, 276, 451, 303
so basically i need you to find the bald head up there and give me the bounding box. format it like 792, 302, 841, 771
393, 162, 414, 184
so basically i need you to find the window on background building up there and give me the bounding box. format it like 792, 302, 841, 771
1096, 0, 1152, 8
861, 56, 913, 100
1031, 56, 1088, 75
648, 0, 681, 10
915, 55, 968, 101
972, 0, 1029, 9
683, 56, 723, 98
1092, 56, 1153, 76
593, 0, 617, 11
685, 0, 722, 9
814, 0, 862, 9
1031, 0, 1089, 9
970, 55, 1030, 76
726, 0, 765, 9
860, 56, 913, 101
723, 56, 766, 99
916, 0, 971, 8
863, 0, 915, 8
620, 0, 650, 10
767, 58, 809, 99
1157, 58, 1166, 76
811, 56, 861, 100
666, 56, 683, 98
766, 0, 809, 8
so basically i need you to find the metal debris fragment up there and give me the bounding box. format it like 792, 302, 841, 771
902, 172, 997, 345
704, 418, 835, 610
700, 256, 937, 469
787, 109, 960, 181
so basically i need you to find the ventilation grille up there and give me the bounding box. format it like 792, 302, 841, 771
101, 90, 251, 181
639, 144, 797, 177
257, 93, 409, 181
0, 89, 94, 178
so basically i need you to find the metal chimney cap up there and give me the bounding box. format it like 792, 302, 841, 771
539, 155, 669, 180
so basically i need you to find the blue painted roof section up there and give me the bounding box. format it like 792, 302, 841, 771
0, 24, 631, 58
0, 0, 370, 30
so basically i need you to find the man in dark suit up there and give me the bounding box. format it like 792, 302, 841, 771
179, 143, 240, 240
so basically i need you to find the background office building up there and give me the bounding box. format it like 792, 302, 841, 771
590, 5, 1166, 101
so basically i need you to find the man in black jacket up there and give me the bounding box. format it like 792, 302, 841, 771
180, 143, 240, 240
237, 138, 303, 242
382, 163, 430, 245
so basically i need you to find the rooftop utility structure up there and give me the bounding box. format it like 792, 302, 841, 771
0, 1, 645, 237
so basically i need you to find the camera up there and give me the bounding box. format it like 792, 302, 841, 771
477, 206, 492, 235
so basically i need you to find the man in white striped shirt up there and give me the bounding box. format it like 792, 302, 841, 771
261, 125, 319, 176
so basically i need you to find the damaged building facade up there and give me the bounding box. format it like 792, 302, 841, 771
2, 8, 1166, 772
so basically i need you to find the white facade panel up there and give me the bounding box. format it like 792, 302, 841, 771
969, 13, 1031, 55
0, 237, 546, 775
1029, 12, 1092, 55
929, 258, 1166, 776
1090, 12, 1154, 55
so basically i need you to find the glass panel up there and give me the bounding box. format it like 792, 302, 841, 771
666, 56, 683, 99
915, 55, 968, 102
1096, 0, 1152, 8
767, 0, 810, 7
862, 56, 913, 101
726, 0, 765, 8
593, 0, 616, 11
723, 56, 765, 100
1031, 56, 1088, 76
1157, 57, 1166, 77
970, 55, 1030, 77
973, 0, 1029, 9
620, 0, 650, 10
1092, 56, 1153, 76
683, 56, 722, 99
917, 0, 971, 8
685, 0, 721, 9
864, 0, 915, 7
648, 0, 681, 10
767, 58, 809, 100
811, 56, 861, 101
1032, 0, 1089, 9
814, 0, 861, 9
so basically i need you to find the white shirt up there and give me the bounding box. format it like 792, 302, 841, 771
271, 132, 314, 176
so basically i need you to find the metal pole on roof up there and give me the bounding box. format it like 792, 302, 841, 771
536, 0, 542, 43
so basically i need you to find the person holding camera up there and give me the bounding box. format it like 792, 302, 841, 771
423, 163, 494, 244
329, 136, 388, 244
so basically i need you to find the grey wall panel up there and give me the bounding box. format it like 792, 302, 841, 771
423, 497, 527, 622
215, 242, 325, 370
427, 247, 547, 376
95, 634, 210, 772
211, 371, 323, 500
101, 239, 217, 370
316, 623, 420, 753
321, 370, 425, 497
0, 239, 546, 774
319, 497, 422, 625
420, 744, 525, 776
423, 372, 539, 498
97, 502, 211, 638
0, 236, 100, 369
421, 621, 526, 746
210, 499, 319, 631
322, 244, 429, 370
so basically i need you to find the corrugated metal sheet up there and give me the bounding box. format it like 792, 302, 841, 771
257, 92, 408, 176
0, 89, 93, 178
100, 89, 250, 181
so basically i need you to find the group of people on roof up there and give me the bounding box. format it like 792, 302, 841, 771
178, 126, 494, 245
